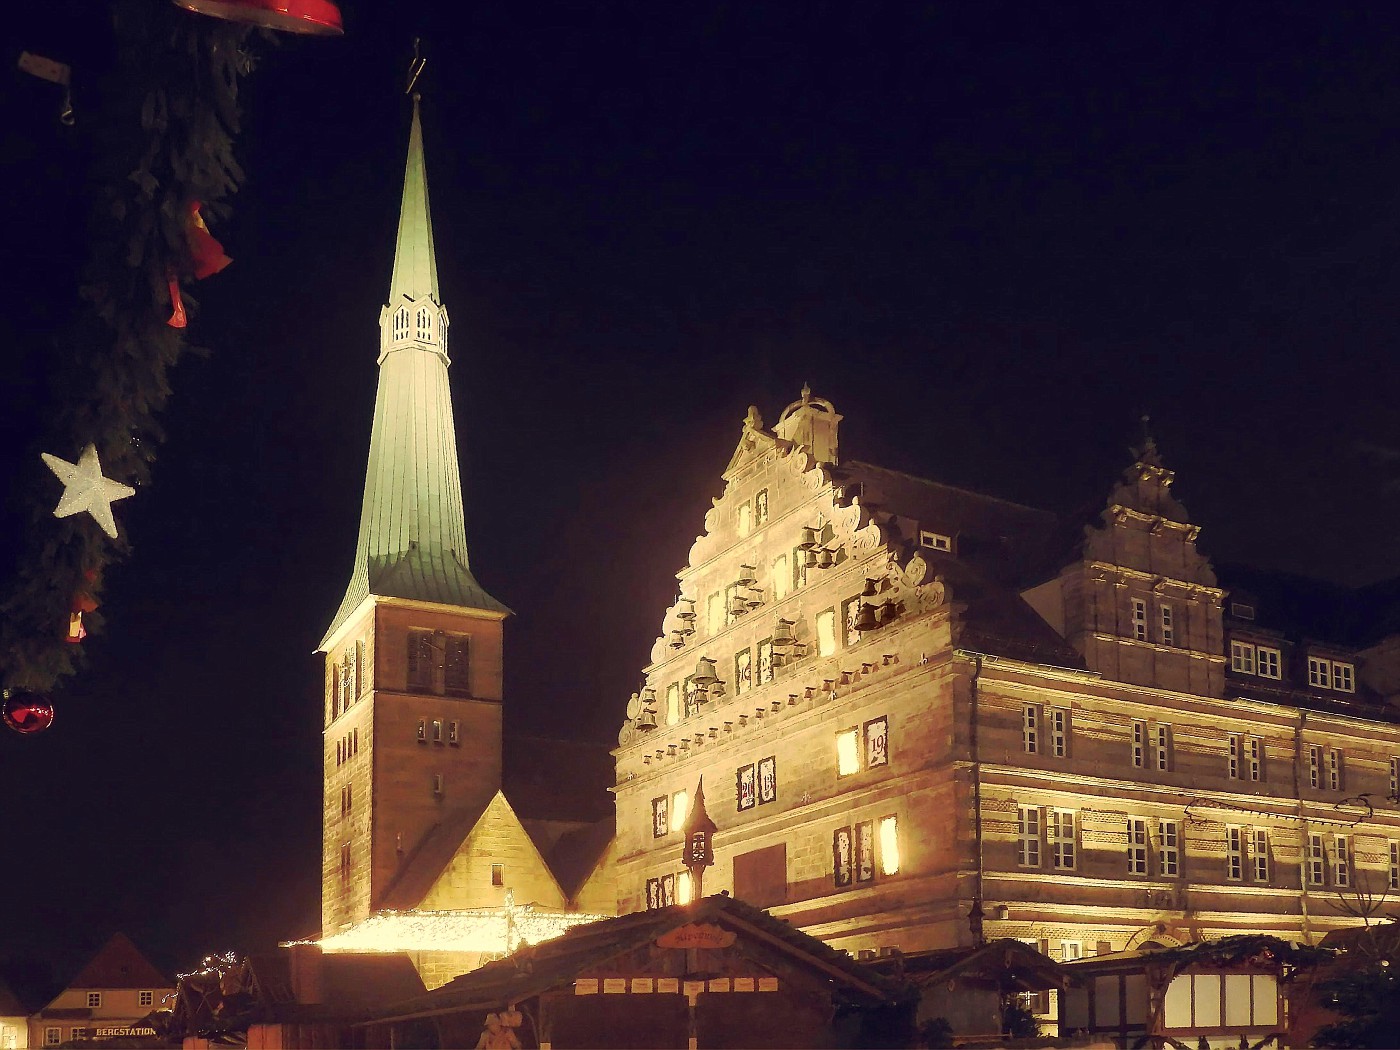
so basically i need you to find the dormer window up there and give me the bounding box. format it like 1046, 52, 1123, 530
920, 530, 952, 553
393, 306, 409, 340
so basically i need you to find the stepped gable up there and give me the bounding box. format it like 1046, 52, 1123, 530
68, 933, 167, 990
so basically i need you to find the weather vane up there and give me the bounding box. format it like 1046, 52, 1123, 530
406, 37, 426, 96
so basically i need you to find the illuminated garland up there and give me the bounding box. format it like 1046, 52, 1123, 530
300, 904, 608, 956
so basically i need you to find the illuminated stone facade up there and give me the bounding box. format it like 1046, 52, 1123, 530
613, 390, 1400, 964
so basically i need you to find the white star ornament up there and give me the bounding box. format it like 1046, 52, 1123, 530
40, 444, 135, 539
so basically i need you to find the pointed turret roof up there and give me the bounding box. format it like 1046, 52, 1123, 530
321, 100, 506, 649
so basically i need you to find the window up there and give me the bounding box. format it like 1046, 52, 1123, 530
1392, 757, 1399, 801
1159, 604, 1174, 646
1131, 598, 1147, 641
737, 500, 752, 537
816, 608, 838, 657
1132, 720, 1145, 768
444, 635, 469, 694
1308, 656, 1332, 689
920, 530, 952, 552
1252, 829, 1270, 882
734, 648, 753, 695
1232, 602, 1256, 620
842, 596, 863, 647
71, 1028, 87, 1041
757, 639, 774, 685
1155, 725, 1172, 772
415, 306, 431, 341
1023, 705, 1039, 754
1049, 708, 1069, 758
792, 547, 809, 591
1390, 841, 1399, 892
393, 306, 408, 340
1017, 806, 1041, 867
1308, 745, 1321, 789
864, 716, 889, 769
707, 592, 723, 635
87, 992, 103, 1008
1257, 646, 1281, 679
431, 719, 443, 744
736, 763, 756, 811
651, 796, 669, 838
1060, 941, 1083, 962
1049, 809, 1076, 870
854, 820, 876, 883
139, 990, 154, 1007
448, 720, 459, 745
836, 727, 861, 777
1247, 737, 1263, 782
1230, 641, 1256, 675
1328, 748, 1344, 791
1334, 835, 1351, 887
1334, 662, 1355, 692
1307, 833, 1325, 886
1127, 818, 1148, 875
666, 683, 680, 726
44, 1028, 60, 1047
432, 773, 444, 796
491, 863, 504, 887
416, 718, 426, 743
676, 869, 693, 905
1226, 826, 1244, 881
772, 554, 789, 601
671, 789, 688, 833
753, 488, 769, 527
879, 815, 901, 875
407, 630, 433, 691
340, 842, 351, 884
1159, 819, 1180, 877
1228, 735, 1262, 782
660, 873, 675, 906
1228, 735, 1241, 780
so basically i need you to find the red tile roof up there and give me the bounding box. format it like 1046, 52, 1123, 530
67, 934, 169, 991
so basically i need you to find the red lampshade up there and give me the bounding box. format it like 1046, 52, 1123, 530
172, 0, 344, 36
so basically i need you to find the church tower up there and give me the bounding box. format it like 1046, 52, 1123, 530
318, 99, 510, 935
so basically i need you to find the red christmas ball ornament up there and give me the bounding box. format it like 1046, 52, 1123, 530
2, 690, 55, 735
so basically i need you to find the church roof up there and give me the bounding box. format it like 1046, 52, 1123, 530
66, 933, 169, 990
321, 100, 505, 649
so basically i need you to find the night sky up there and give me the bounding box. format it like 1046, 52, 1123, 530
3, 0, 1400, 994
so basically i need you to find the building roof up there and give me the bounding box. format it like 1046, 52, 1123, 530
534, 817, 615, 902
321, 99, 506, 648
66, 933, 169, 991
374, 796, 496, 913
0, 976, 27, 1016
370, 893, 908, 1022
865, 939, 1068, 992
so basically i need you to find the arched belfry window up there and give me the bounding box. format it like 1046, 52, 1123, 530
415, 307, 432, 341
393, 307, 409, 341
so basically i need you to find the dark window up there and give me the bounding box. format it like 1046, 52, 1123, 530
832, 827, 853, 888
407, 630, 434, 691
444, 635, 470, 694
491, 863, 504, 887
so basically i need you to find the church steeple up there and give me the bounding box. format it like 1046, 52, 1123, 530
321, 98, 507, 650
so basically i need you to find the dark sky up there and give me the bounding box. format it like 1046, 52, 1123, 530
3, 0, 1400, 991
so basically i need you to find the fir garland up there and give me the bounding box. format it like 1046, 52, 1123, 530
1, 1, 256, 691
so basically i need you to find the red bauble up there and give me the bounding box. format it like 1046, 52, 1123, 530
2, 690, 55, 735
171, 0, 344, 36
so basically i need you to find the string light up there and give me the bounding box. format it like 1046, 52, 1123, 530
288, 903, 607, 956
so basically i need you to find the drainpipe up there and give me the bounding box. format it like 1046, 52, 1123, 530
969, 653, 986, 945
1295, 711, 1313, 944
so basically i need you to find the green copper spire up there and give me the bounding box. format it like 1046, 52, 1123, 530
321, 100, 507, 650
388, 97, 439, 304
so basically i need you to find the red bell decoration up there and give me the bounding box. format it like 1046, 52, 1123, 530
186, 202, 232, 280
2, 690, 55, 735
166, 272, 188, 329
171, 0, 344, 36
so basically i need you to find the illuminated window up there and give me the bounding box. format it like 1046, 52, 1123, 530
1335, 835, 1351, 887
1308, 657, 1332, 689
1230, 641, 1255, 674
1049, 809, 1075, 870
1390, 841, 1399, 891
1127, 818, 1148, 875
1023, 705, 1039, 754
1155, 725, 1172, 772
1131, 598, 1147, 641
651, 796, 669, 838
816, 608, 838, 657
1226, 826, 1244, 881
491, 863, 504, 887
1017, 806, 1041, 867
1252, 829, 1270, 882
139, 990, 154, 1008
1159, 604, 1174, 646
87, 992, 102, 1008
676, 869, 693, 905
1328, 748, 1344, 791
671, 789, 689, 833
666, 683, 680, 726
737, 501, 752, 537
1049, 708, 1069, 758
1307, 834, 1325, 886
753, 489, 769, 526
772, 554, 789, 601
836, 728, 860, 777
1159, 819, 1180, 876
1132, 720, 1145, 767
878, 815, 900, 875
707, 592, 723, 635
1257, 646, 1281, 679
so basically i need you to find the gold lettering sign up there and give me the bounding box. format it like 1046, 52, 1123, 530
631, 978, 654, 993
656, 922, 737, 949
758, 977, 779, 992
708, 978, 730, 992
603, 978, 628, 994
574, 979, 598, 995
732, 977, 755, 992
657, 978, 680, 994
